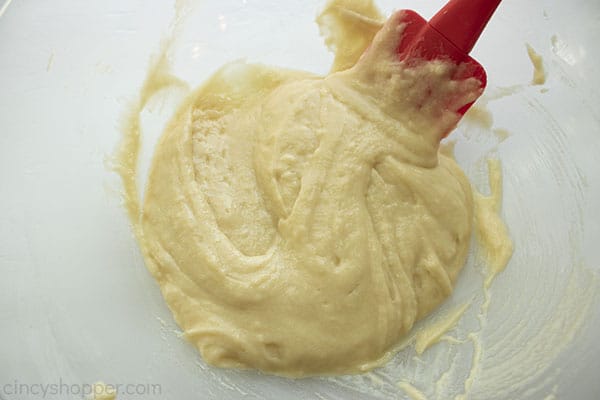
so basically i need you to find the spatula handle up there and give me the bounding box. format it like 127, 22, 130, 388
429, 0, 502, 54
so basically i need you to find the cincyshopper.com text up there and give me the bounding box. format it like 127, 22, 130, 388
1, 379, 162, 398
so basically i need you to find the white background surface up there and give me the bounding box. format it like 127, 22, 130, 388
1, 0, 599, 399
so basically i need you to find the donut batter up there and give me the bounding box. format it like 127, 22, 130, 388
131, 10, 484, 376
113, 0, 519, 374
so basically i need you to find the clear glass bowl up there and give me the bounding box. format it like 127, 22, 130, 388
1, 0, 598, 399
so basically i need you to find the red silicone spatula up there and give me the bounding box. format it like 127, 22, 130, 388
397, 0, 501, 115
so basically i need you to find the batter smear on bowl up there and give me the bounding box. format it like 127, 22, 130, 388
117, 1, 511, 376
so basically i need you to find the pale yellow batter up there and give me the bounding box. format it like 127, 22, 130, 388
119, 2, 507, 377
90, 382, 116, 400
526, 44, 546, 85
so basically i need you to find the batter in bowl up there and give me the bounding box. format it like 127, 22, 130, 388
121, 6, 498, 376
